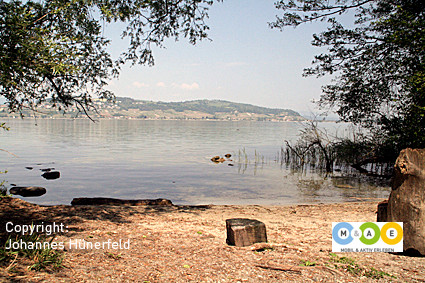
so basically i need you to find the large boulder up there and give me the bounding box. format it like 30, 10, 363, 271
387, 148, 425, 255
9, 186, 46, 197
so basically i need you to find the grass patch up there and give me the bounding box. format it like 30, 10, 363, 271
328, 253, 396, 279
0, 187, 9, 198
105, 252, 122, 260
0, 233, 63, 271
0, 174, 10, 199
299, 259, 316, 266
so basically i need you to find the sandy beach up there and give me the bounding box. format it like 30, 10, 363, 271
1, 197, 424, 282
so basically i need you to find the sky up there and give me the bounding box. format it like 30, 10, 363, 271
105, 0, 334, 115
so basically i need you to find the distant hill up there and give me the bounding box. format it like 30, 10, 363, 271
0, 97, 305, 121
107, 98, 304, 121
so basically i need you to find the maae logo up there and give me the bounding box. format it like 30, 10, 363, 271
332, 222, 403, 252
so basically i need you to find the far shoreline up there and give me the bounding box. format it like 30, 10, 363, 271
1, 116, 342, 123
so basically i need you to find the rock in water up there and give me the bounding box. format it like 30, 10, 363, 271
41, 171, 60, 180
211, 156, 226, 163
226, 218, 267, 247
211, 156, 220, 162
9, 186, 46, 197
387, 148, 425, 255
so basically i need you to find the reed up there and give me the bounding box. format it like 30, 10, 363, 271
278, 121, 393, 177
235, 148, 266, 175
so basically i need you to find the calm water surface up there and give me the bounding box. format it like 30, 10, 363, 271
1, 119, 390, 205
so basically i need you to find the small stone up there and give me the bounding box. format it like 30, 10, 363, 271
42, 171, 60, 180
211, 156, 226, 163
211, 156, 220, 162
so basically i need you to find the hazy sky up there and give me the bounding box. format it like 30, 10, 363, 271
106, 0, 333, 114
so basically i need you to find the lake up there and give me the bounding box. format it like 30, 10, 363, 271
0, 119, 390, 205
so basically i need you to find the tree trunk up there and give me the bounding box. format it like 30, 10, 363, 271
387, 148, 425, 255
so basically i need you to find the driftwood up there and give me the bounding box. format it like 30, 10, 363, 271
256, 263, 344, 276
351, 157, 393, 178
256, 264, 302, 274
71, 197, 173, 206
256, 263, 345, 276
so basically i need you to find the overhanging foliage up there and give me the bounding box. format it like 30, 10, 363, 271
272, 0, 425, 160
0, 0, 218, 116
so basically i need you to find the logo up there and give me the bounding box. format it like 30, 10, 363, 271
332, 222, 403, 252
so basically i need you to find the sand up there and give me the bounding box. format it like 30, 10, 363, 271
1, 197, 424, 282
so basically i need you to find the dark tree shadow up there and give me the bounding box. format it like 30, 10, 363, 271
0, 197, 211, 243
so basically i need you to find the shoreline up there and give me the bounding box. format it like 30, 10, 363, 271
1, 197, 424, 282
9, 195, 389, 207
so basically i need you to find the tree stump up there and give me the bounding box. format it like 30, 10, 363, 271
226, 218, 267, 247
387, 148, 425, 255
